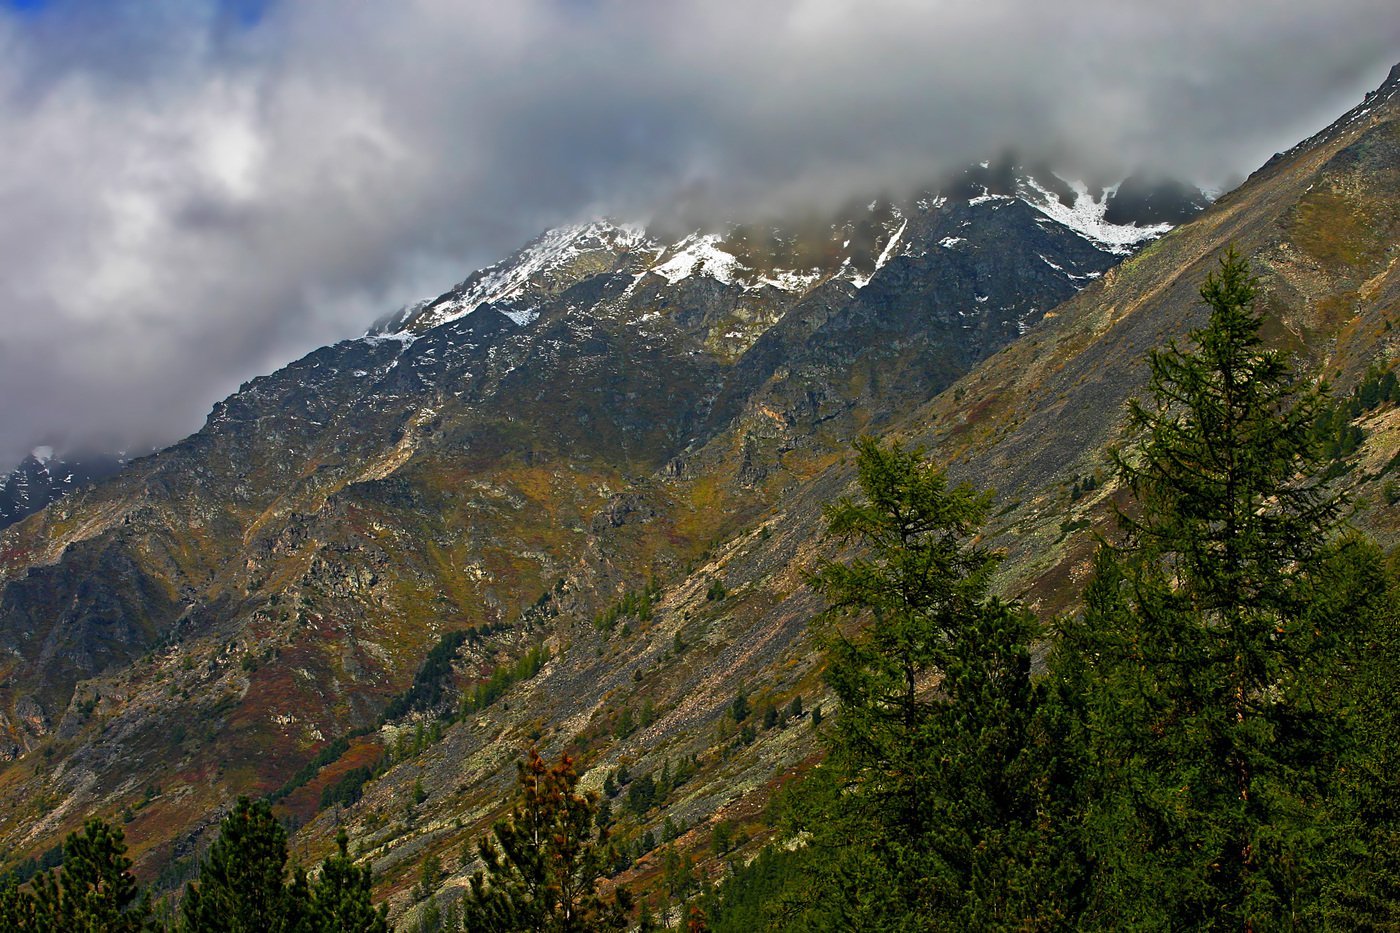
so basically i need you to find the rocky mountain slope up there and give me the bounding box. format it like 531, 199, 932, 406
2, 63, 1397, 924
0, 160, 1176, 880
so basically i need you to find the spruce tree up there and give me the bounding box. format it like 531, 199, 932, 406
1055, 249, 1389, 927
460, 748, 630, 931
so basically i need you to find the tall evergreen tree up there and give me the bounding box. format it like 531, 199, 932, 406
1054, 249, 1390, 927
1314, 540, 1400, 926
183, 796, 307, 933
460, 748, 630, 932
799, 437, 1073, 930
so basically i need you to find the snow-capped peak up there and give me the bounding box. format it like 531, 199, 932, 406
31, 446, 54, 465
377, 219, 656, 336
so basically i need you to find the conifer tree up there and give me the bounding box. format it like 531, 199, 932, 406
308, 829, 390, 932
0, 872, 32, 930
801, 437, 1070, 929
183, 796, 307, 932
17, 818, 152, 931
1055, 248, 1390, 927
460, 748, 630, 931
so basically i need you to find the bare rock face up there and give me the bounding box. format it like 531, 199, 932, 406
14, 694, 47, 740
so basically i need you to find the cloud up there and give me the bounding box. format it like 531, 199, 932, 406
0, 0, 1396, 463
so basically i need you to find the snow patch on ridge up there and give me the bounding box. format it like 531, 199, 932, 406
651, 233, 742, 286
650, 232, 822, 293
379, 220, 654, 336
751, 268, 823, 291
850, 217, 908, 288
1020, 176, 1171, 254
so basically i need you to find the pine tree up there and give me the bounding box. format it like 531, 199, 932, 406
0, 872, 33, 930
460, 748, 630, 931
307, 829, 390, 932
183, 796, 307, 932
19, 818, 152, 931
1055, 249, 1389, 927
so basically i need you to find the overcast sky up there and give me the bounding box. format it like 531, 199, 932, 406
0, 0, 1396, 465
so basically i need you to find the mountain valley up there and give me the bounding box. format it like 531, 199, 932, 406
1, 65, 1399, 926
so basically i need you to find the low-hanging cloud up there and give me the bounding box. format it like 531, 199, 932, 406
0, 0, 1396, 465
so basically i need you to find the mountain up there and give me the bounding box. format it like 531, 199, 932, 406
0, 164, 1177, 892
2, 61, 1397, 924
0, 449, 125, 531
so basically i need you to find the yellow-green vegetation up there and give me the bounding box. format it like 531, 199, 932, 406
1293, 189, 1388, 267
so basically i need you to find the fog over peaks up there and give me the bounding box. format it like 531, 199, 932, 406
0, 0, 1396, 464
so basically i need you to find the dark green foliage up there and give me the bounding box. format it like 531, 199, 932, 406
613, 706, 636, 740
385, 721, 441, 769
625, 772, 657, 817
416, 853, 443, 900
459, 645, 550, 718
151, 854, 198, 898
660, 844, 698, 909
709, 821, 735, 859
728, 692, 749, 723
1053, 249, 1395, 927
698, 253, 1400, 928
321, 766, 374, 810
8, 843, 63, 885
183, 797, 387, 931
1, 818, 152, 931
308, 830, 390, 932
416, 898, 443, 933
461, 748, 631, 931
594, 582, 660, 631
1311, 361, 1398, 466
1310, 542, 1400, 928
182, 797, 306, 932
381, 629, 472, 723
705, 579, 727, 601
797, 436, 1068, 929
696, 845, 808, 932
0, 874, 29, 930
